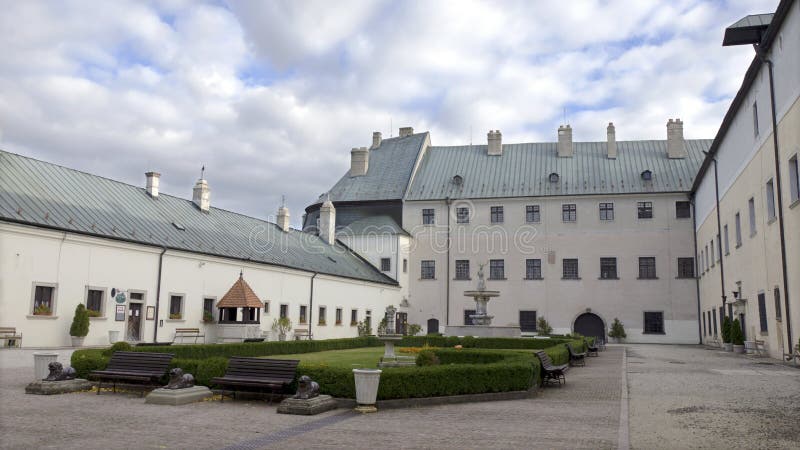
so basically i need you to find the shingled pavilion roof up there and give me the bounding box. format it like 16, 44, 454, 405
216, 273, 264, 309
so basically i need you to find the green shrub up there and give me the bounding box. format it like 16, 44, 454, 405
416, 349, 440, 366
730, 318, 744, 345
356, 320, 372, 337
406, 324, 422, 336
721, 316, 732, 343
398, 336, 572, 350
609, 318, 626, 340
536, 317, 553, 335
69, 304, 90, 337
170, 357, 228, 387
70, 349, 109, 378
131, 336, 381, 359
102, 341, 133, 356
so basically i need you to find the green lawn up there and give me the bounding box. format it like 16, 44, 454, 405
267, 347, 413, 369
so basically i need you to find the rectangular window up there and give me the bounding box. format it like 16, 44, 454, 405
753, 101, 759, 136
203, 298, 214, 319
299, 305, 307, 324
757, 293, 768, 333
403, 259, 408, 273
699, 249, 704, 274
421, 260, 435, 279
464, 309, 476, 326
716, 235, 721, 261
719, 307, 724, 334
600, 257, 617, 279
562, 259, 579, 279
702, 312, 707, 336
599, 203, 614, 221
169, 295, 183, 318
489, 259, 504, 279
335, 308, 343, 325
724, 224, 730, 255
525, 259, 542, 280
748, 197, 756, 236
318, 306, 326, 325
712, 311, 717, 335
32, 285, 55, 315
380, 258, 391, 272
490, 206, 504, 223
638, 257, 657, 279
766, 179, 776, 221
643, 311, 664, 334
789, 155, 799, 203
526, 205, 540, 223
280, 304, 288, 319
710, 240, 715, 267
774, 288, 782, 321
677, 258, 695, 278
456, 207, 470, 224
676, 201, 691, 219
351, 309, 358, 326
365, 310, 372, 330
735, 212, 742, 246
519, 311, 537, 333
86, 289, 104, 315
455, 260, 470, 280
637, 201, 653, 219
562, 204, 577, 222
704, 245, 709, 271
422, 208, 435, 225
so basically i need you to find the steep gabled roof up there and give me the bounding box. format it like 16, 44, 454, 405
216, 274, 264, 308
0, 150, 397, 286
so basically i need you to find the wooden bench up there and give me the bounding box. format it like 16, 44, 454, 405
535, 351, 568, 387
293, 328, 312, 341
0, 327, 22, 348
595, 336, 606, 351
566, 343, 587, 367
173, 328, 205, 344
744, 339, 766, 356
89, 351, 174, 396
212, 357, 299, 402
707, 335, 721, 348
586, 340, 599, 357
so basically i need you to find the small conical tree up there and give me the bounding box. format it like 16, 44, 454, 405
730, 318, 744, 345
721, 316, 732, 343
608, 318, 626, 340
70, 304, 90, 337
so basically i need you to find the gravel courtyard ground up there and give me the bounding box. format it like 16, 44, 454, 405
1, 344, 798, 449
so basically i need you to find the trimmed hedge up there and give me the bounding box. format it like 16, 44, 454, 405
128, 336, 382, 359
398, 336, 573, 350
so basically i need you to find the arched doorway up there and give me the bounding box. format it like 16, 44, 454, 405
574, 313, 605, 339
427, 318, 439, 334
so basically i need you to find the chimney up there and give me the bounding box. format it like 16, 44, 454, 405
607, 123, 617, 159
277, 205, 290, 232
350, 146, 369, 177
318, 196, 336, 245
487, 130, 503, 156
145, 171, 160, 197
192, 178, 210, 212
557, 125, 573, 157
667, 118, 686, 158
371, 131, 382, 149
399, 127, 414, 137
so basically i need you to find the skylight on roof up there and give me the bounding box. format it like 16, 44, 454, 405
641, 170, 653, 181
172, 222, 186, 231
548, 173, 560, 183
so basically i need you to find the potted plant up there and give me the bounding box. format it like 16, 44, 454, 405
608, 318, 626, 343
731, 318, 745, 353
169, 313, 182, 320
537, 316, 553, 335
357, 320, 372, 337
34, 304, 52, 316
203, 311, 214, 323
272, 317, 292, 341
721, 316, 733, 351
69, 304, 90, 347
352, 367, 382, 413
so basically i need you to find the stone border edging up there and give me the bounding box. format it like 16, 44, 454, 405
334, 386, 538, 409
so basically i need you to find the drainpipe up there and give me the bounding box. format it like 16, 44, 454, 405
691, 197, 702, 344
308, 273, 317, 339
153, 246, 167, 343
708, 155, 727, 320
445, 198, 452, 326
753, 44, 792, 351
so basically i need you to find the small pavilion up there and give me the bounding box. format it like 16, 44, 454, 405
215, 272, 265, 342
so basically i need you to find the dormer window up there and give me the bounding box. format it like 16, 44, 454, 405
452, 175, 463, 186
548, 173, 560, 183
172, 222, 186, 231
641, 170, 653, 181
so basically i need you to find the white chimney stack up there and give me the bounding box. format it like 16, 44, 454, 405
145, 172, 160, 197
557, 125, 573, 158
350, 147, 369, 177
487, 130, 502, 156
318, 196, 336, 245
277, 205, 290, 232
399, 127, 414, 137
667, 118, 686, 159
192, 178, 210, 212
371, 131, 382, 149
607, 123, 617, 159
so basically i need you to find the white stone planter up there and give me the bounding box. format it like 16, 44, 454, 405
33, 352, 58, 380
733, 344, 745, 354
352, 368, 381, 412
70, 336, 85, 347
108, 330, 120, 344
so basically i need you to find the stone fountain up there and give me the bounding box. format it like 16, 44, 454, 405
445, 264, 521, 338
377, 305, 415, 368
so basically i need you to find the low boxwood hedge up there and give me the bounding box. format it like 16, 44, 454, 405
128, 336, 383, 359
398, 335, 574, 350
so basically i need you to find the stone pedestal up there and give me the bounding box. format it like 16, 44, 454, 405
145, 386, 213, 405
277, 395, 337, 415
26, 379, 93, 395
33, 353, 58, 380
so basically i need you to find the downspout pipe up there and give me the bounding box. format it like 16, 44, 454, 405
691, 197, 702, 344
153, 246, 167, 343
445, 197, 452, 326
710, 155, 727, 318
309, 273, 318, 339
754, 44, 792, 350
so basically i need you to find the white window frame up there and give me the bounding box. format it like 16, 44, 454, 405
766, 179, 776, 221
85, 285, 107, 317
29, 282, 58, 318
789, 154, 799, 204
167, 293, 185, 320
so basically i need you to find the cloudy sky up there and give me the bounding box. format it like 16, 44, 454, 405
0, 0, 778, 226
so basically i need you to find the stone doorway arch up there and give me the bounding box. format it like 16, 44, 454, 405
427, 318, 440, 334
573, 313, 605, 340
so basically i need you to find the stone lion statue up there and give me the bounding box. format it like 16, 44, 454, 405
164, 368, 195, 390
44, 362, 76, 381
293, 375, 320, 399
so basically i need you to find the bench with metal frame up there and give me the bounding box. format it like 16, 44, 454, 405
89, 351, 174, 396
211, 357, 299, 402
293, 328, 312, 340
586, 340, 599, 357
744, 339, 766, 356
0, 327, 22, 348
173, 327, 205, 344
535, 351, 568, 387
784, 344, 800, 365
566, 343, 587, 367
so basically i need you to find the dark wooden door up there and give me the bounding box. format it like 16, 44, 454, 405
396, 312, 408, 334
127, 303, 142, 341
427, 318, 439, 334
574, 313, 604, 339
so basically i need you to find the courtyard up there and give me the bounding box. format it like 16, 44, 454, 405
1, 344, 798, 449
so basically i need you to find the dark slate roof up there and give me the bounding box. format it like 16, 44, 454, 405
406, 140, 710, 200
336, 215, 408, 237
0, 150, 396, 285
313, 132, 429, 204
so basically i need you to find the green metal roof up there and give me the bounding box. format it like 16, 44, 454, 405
406, 140, 711, 200
0, 150, 397, 285
336, 215, 408, 237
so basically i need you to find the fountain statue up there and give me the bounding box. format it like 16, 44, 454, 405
377, 305, 414, 368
